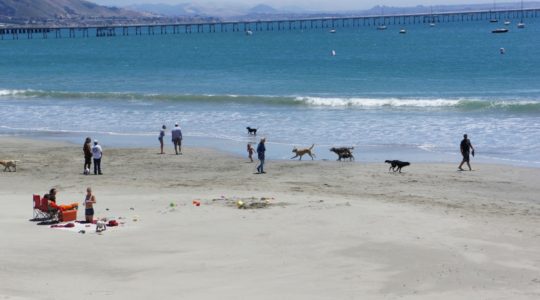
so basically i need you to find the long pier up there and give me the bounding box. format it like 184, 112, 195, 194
1, 8, 539, 40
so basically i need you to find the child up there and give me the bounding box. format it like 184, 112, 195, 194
247, 143, 254, 162
84, 187, 96, 223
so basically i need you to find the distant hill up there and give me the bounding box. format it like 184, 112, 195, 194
0, 0, 139, 20
248, 4, 278, 15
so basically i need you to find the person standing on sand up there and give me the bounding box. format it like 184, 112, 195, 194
247, 143, 254, 162
83, 137, 92, 175
256, 138, 266, 174
171, 123, 183, 155
159, 125, 166, 154
92, 140, 103, 175
84, 187, 96, 223
458, 134, 475, 171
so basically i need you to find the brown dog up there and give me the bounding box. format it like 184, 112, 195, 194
0, 160, 19, 172
291, 144, 315, 160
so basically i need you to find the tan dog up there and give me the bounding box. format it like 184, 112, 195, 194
0, 160, 19, 172
291, 144, 315, 160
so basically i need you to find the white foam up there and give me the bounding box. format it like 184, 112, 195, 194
0, 89, 30, 96
295, 97, 462, 107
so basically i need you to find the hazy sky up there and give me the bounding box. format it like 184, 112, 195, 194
93, 1, 497, 11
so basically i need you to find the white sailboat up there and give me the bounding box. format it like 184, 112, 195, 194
377, 6, 388, 31
489, 0, 498, 23
517, 0, 526, 28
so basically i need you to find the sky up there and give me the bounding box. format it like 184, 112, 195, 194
92, 1, 500, 11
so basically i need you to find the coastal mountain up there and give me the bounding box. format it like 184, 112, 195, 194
0, 0, 139, 20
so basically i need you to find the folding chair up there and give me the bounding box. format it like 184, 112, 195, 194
32, 194, 48, 220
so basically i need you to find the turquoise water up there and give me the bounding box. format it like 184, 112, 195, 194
1, 20, 539, 165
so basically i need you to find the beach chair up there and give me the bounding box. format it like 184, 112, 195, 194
32, 194, 48, 220
32, 194, 58, 222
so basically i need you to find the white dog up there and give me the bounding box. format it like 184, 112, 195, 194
96, 220, 107, 233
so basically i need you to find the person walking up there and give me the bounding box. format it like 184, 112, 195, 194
256, 138, 266, 174
171, 123, 183, 155
458, 134, 475, 171
247, 143, 254, 162
92, 140, 103, 175
84, 187, 96, 223
159, 125, 166, 154
83, 137, 92, 175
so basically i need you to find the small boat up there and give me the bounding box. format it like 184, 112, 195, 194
492, 28, 509, 33
517, 0, 525, 28
331, 50, 336, 56
429, 23, 436, 27
500, 48, 506, 54
490, 19, 499, 23
245, 30, 253, 35
377, 25, 387, 30
329, 29, 336, 33
504, 20, 511, 25
399, 29, 407, 34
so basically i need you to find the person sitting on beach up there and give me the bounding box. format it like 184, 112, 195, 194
84, 187, 96, 223
256, 138, 266, 174
44, 188, 57, 203
159, 125, 166, 154
458, 134, 475, 171
247, 143, 254, 162
171, 123, 183, 155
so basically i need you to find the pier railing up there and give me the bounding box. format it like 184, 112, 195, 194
1, 8, 538, 40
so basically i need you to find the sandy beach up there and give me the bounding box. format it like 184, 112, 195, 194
1, 136, 540, 299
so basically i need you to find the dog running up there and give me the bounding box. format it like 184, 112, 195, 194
330, 147, 355, 161
385, 160, 410, 173
0, 160, 19, 172
246, 127, 258, 135
291, 144, 316, 160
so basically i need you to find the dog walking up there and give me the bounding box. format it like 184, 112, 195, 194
458, 134, 475, 171
256, 138, 266, 174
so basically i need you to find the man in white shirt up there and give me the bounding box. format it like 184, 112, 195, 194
171, 123, 183, 155
92, 140, 103, 175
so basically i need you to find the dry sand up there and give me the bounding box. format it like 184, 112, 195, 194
1, 137, 540, 299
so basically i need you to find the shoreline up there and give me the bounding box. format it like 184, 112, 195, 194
2, 131, 538, 168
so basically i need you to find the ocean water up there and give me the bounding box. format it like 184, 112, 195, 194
1, 20, 539, 166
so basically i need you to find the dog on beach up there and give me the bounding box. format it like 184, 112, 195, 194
330, 147, 355, 161
96, 220, 107, 233
0, 160, 19, 172
385, 160, 410, 173
291, 144, 316, 160
246, 127, 258, 135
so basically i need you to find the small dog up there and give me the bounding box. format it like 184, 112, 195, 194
96, 220, 107, 233
246, 127, 258, 135
385, 160, 410, 173
291, 144, 316, 160
0, 160, 19, 172
330, 147, 355, 161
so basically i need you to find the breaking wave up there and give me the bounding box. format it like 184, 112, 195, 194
1, 89, 539, 112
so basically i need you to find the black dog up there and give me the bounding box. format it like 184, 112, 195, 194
385, 160, 410, 173
330, 147, 355, 161
246, 127, 258, 135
